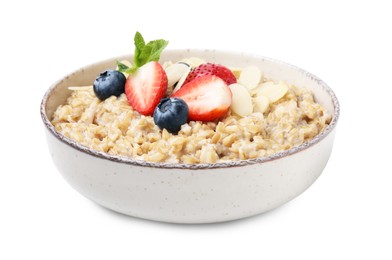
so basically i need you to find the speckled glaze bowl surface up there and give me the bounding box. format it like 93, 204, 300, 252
41, 49, 339, 224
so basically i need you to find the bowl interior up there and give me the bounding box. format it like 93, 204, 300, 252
41, 49, 339, 168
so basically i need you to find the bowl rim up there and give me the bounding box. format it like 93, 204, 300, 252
40, 49, 340, 169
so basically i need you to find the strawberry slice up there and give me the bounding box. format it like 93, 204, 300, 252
172, 75, 232, 121
125, 61, 168, 116
183, 63, 237, 85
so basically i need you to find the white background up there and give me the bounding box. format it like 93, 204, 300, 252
1, 0, 391, 259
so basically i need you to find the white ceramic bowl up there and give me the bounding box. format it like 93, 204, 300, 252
40, 49, 339, 224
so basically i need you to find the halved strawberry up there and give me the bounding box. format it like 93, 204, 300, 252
183, 63, 237, 85
172, 75, 232, 121
125, 61, 168, 116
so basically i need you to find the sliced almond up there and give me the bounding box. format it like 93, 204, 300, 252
238, 65, 262, 90
180, 57, 206, 68
229, 83, 253, 117
172, 66, 191, 94
253, 95, 270, 113
165, 63, 190, 88
256, 81, 288, 103
162, 61, 173, 69
250, 81, 273, 96
117, 59, 132, 68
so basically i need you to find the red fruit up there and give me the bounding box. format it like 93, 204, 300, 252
125, 61, 168, 116
183, 63, 237, 85
172, 75, 232, 122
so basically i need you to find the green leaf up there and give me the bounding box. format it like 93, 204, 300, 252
125, 67, 138, 74
116, 60, 130, 73
134, 32, 145, 67
125, 32, 169, 74
138, 44, 153, 67
134, 31, 145, 50
148, 39, 169, 61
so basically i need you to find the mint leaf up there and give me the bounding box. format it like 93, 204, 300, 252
116, 60, 130, 73
148, 39, 169, 61
135, 39, 168, 66
134, 31, 146, 67
133, 32, 168, 70
122, 32, 169, 74
134, 31, 145, 50
137, 44, 153, 67
124, 67, 138, 74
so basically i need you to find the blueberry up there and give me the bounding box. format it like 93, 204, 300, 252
93, 70, 126, 100
153, 98, 189, 134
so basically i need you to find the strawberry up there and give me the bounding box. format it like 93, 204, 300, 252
125, 61, 168, 116
172, 75, 232, 122
183, 63, 237, 85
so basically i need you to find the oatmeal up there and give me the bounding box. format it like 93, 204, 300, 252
50, 32, 331, 164
51, 80, 331, 164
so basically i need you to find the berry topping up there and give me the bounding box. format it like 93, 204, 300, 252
172, 75, 232, 122
125, 61, 168, 116
183, 63, 237, 85
93, 70, 126, 100
153, 98, 189, 134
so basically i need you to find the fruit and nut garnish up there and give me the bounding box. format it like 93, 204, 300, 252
52, 32, 332, 164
